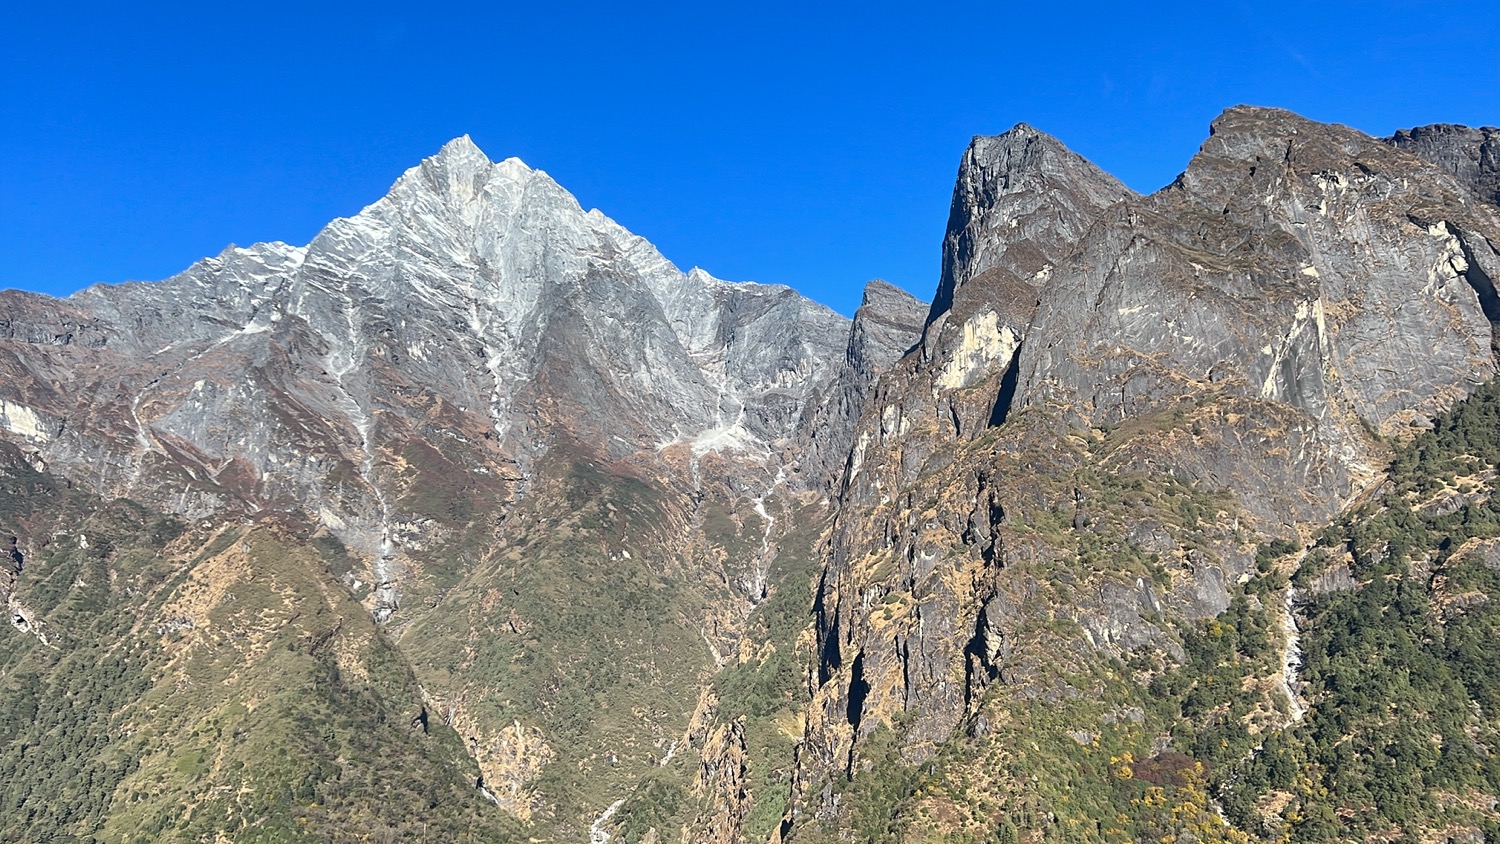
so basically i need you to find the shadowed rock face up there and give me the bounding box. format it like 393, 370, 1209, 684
1389, 122, 1500, 207
799, 106, 1500, 811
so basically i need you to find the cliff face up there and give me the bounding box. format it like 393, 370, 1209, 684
796, 106, 1500, 833
929, 124, 1137, 333
916, 125, 1137, 441
1389, 122, 1500, 206
1014, 107, 1500, 516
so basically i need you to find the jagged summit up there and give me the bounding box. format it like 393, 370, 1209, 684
436, 132, 486, 157
963, 121, 1100, 188
1167, 105, 1495, 215
849, 279, 925, 371
856, 278, 916, 310
425, 133, 521, 175
802, 107, 1500, 843
927, 122, 1133, 331
0, 132, 883, 838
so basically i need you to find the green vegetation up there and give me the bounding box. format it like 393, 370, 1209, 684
1191, 380, 1500, 840
6, 374, 1500, 842
790, 384, 1500, 843
709, 497, 828, 842
397, 450, 736, 835
0, 445, 521, 842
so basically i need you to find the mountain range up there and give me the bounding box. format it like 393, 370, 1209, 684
2, 105, 1499, 843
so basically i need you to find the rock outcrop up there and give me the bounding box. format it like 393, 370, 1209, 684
1389, 122, 1500, 206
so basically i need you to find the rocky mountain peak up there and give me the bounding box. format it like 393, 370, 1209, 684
416, 135, 527, 192
927, 123, 1133, 337
1166, 105, 1482, 210
1011, 104, 1500, 516
963, 122, 1091, 192
849, 280, 925, 371
1171, 105, 1343, 200
856, 278, 922, 316
435, 132, 487, 161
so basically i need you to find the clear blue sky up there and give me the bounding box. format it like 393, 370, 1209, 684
4, 1, 1498, 315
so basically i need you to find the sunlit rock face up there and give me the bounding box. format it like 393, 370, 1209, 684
799, 106, 1500, 813
0, 138, 875, 832
0, 136, 853, 603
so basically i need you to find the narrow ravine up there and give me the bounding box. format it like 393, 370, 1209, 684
1280, 583, 1306, 723
330, 296, 399, 622
746, 466, 787, 604
749, 494, 774, 601
588, 798, 625, 844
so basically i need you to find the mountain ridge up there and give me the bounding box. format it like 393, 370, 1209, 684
3, 106, 1500, 843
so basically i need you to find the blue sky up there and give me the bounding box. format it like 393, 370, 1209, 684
4, 1, 1498, 315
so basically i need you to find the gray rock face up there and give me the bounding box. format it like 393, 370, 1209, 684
850, 280, 927, 381
1014, 106, 1500, 518
913, 126, 1136, 437
1389, 123, 1500, 206
0, 136, 852, 612
929, 124, 1136, 337
799, 106, 1500, 812
799, 280, 926, 491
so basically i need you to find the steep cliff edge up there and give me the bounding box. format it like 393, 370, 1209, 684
791, 106, 1500, 841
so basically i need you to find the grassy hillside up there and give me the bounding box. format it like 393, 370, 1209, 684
0, 443, 521, 842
